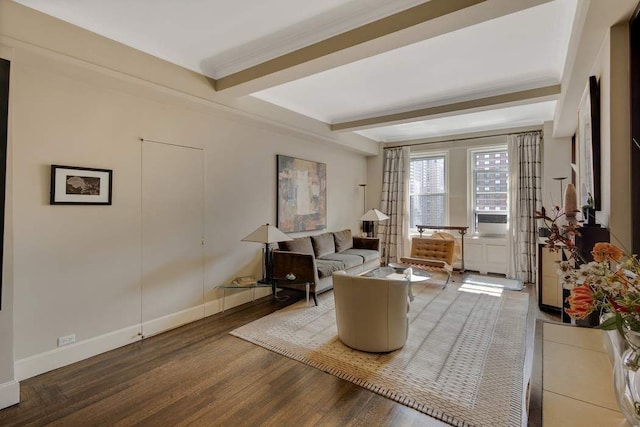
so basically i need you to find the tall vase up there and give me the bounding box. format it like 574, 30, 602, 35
614, 330, 640, 425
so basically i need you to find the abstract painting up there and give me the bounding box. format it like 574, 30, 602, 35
277, 155, 326, 232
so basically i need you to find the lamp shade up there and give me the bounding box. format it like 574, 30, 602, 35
241, 223, 293, 244
359, 209, 389, 222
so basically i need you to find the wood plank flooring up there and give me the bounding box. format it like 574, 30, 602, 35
0, 277, 554, 426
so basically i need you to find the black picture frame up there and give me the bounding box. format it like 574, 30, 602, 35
588, 75, 602, 210
577, 75, 601, 211
0, 58, 9, 311
50, 165, 113, 205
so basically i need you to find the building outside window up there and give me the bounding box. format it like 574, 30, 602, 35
409, 154, 447, 230
471, 148, 509, 235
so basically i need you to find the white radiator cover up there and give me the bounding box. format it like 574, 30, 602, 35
456, 236, 507, 275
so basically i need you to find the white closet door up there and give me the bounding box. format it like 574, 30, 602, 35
141, 141, 204, 334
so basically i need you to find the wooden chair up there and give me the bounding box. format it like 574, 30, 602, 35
400, 237, 456, 286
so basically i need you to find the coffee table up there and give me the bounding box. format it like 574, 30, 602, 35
362, 265, 430, 282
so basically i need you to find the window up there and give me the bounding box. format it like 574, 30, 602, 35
471, 148, 508, 235
409, 155, 446, 229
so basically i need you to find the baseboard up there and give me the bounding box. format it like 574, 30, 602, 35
0, 380, 19, 410
14, 323, 141, 380
141, 305, 205, 338
15, 289, 269, 381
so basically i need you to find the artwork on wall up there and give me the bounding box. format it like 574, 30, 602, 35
0, 59, 9, 311
50, 165, 113, 205
277, 155, 326, 232
576, 75, 601, 211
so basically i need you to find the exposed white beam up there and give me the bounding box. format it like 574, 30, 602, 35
216, 0, 554, 96
331, 84, 561, 131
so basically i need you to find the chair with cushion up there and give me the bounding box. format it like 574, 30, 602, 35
332, 270, 410, 352
400, 237, 455, 286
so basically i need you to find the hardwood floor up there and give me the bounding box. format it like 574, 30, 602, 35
1, 276, 557, 426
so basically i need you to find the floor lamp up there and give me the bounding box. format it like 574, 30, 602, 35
241, 223, 292, 283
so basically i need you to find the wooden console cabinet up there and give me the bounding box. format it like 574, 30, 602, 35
538, 244, 564, 313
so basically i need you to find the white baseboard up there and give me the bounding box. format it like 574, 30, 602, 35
141, 305, 205, 338
15, 324, 142, 381
0, 380, 19, 410
14, 289, 269, 381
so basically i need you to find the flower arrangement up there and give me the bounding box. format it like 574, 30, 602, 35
561, 242, 640, 334
536, 205, 640, 336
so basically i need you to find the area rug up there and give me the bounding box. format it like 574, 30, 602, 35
230, 281, 531, 426
463, 274, 523, 291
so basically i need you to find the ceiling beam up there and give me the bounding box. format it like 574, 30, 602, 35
216, 0, 485, 92
215, 0, 554, 95
330, 84, 562, 131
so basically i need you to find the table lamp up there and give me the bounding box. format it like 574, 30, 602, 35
359, 209, 389, 237
242, 223, 293, 283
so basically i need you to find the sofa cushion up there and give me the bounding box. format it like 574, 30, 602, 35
341, 248, 380, 264
333, 229, 353, 252
316, 259, 345, 279
318, 253, 362, 269
311, 232, 336, 258
278, 236, 314, 255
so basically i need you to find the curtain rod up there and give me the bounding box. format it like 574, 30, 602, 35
382, 129, 542, 149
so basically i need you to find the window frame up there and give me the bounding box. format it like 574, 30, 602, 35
408, 151, 449, 234
468, 145, 509, 236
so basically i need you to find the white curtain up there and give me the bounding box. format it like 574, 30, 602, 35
378, 146, 410, 265
507, 131, 542, 283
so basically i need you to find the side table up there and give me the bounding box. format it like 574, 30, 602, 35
272, 277, 315, 306
219, 282, 272, 312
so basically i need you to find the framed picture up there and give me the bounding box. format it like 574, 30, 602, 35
576, 75, 601, 210
277, 155, 326, 232
50, 165, 113, 205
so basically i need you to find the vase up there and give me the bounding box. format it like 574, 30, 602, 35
614, 330, 640, 425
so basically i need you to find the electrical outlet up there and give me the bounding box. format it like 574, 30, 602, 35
57, 334, 76, 347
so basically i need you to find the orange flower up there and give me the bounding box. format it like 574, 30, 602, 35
592, 242, 624, 263
565, 284, 596, 320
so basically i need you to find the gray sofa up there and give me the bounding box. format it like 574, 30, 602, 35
272, 229, 380, 305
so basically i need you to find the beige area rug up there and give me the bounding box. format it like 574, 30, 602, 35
230, 281, 531, 427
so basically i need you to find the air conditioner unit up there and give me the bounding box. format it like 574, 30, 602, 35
476, 213, 507, 235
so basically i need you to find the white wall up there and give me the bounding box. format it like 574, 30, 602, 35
0, 44, 18, 410
541, 121, 572, 211
608, 24, 632, 252
581, 23, 632, 251
0, 1, 368, 383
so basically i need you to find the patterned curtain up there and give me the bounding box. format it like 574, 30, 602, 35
378, 146, 410, 265
507, 131, 542, 283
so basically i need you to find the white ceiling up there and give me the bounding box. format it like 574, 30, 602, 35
254, 1, 574, 124
12, 0, 583, 143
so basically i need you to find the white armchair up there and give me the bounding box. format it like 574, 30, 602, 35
332, 270, 410, 352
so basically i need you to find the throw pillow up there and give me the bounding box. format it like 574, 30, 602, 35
311, 232, 336, 258
333, 229, 353, 252
278, 236, 314, 255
